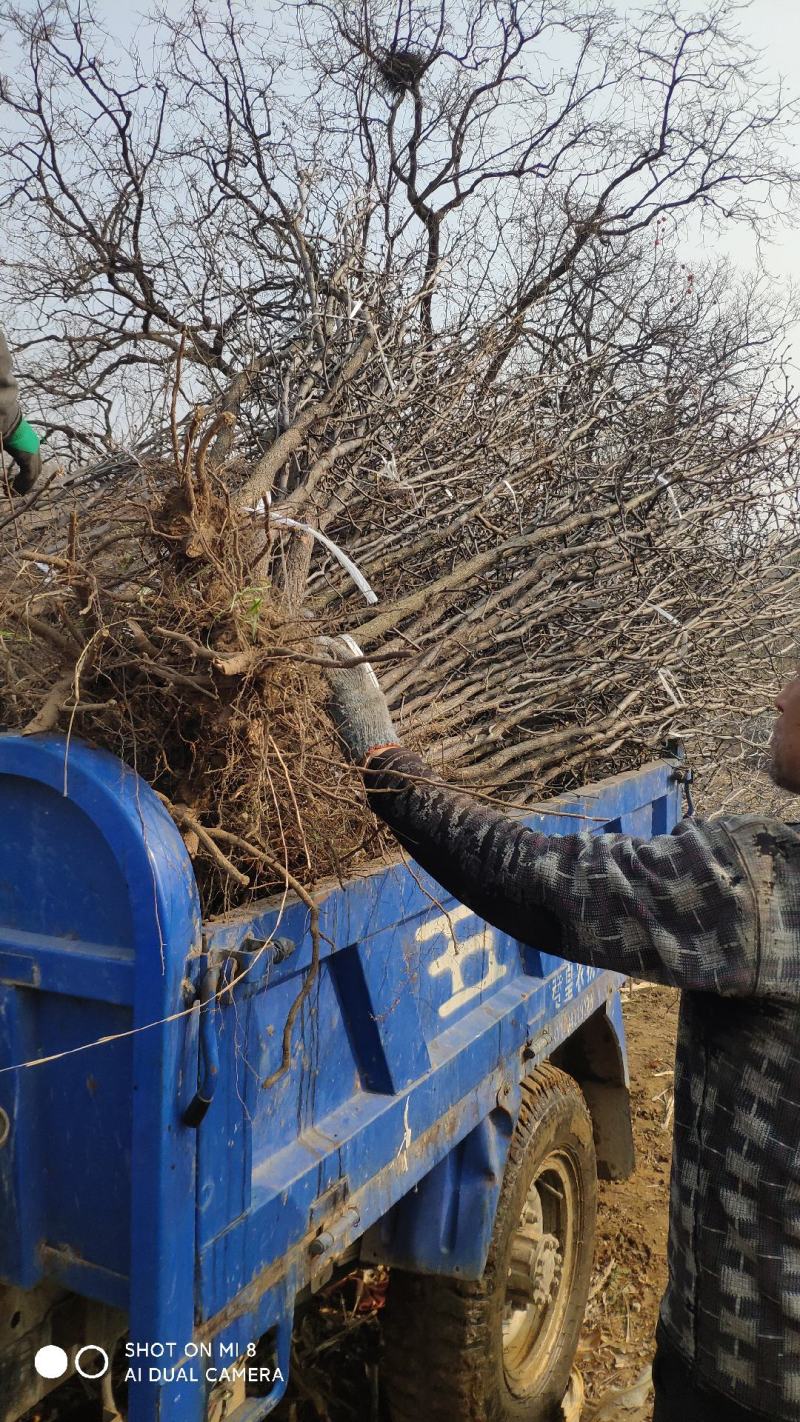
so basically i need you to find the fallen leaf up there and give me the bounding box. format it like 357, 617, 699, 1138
560, 1367, 586, 1421
585, 1365, 653, 1420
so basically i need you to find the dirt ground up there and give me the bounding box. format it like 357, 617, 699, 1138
578, 982, 679, 1421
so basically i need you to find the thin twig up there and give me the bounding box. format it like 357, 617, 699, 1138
157, 796, 250, 887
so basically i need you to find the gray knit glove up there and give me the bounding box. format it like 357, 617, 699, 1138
318, 634, 399, 765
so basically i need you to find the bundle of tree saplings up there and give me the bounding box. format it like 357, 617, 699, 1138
2, 1, 800, 914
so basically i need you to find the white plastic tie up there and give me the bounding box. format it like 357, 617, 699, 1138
644, 601, 681, 627
246, 498, 378, 605
656, 474, 683, 520
657, 668, 685, 707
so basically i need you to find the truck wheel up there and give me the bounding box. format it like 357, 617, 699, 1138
382, 1064, 597, 1422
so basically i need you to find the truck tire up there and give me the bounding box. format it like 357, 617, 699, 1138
382, 1064, 597, 1422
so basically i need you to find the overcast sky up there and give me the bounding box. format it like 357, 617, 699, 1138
725, 2, 798, 284
640, 0, 799, 292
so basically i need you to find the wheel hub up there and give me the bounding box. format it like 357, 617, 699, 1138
506, 1225, 562, 1312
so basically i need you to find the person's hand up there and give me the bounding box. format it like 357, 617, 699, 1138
318, 634, 400, 765
3, 418, 42, 495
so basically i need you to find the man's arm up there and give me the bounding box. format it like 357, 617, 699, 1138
0, 328, 21, 439
0, 329, 41, 494
319, 640, 759, 995
365, 748, 758, 995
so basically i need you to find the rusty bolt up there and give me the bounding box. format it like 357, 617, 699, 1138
496, 1080, 513, 1108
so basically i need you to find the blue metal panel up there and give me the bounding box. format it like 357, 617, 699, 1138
0, 929, 135, 1003
362, 1101, 517, 1279
194, 953, 616, 1314
523, 762, 683, 838
0, 734, 203, 1421
0, 742, 143, 1290
0, 771, 136, 944
605, 988, 630, 1085
329, 931, 432, 1089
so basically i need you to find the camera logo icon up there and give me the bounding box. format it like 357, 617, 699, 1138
34, 1344, 109, 1380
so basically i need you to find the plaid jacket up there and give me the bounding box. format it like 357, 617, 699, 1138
366, 749, 800, 1420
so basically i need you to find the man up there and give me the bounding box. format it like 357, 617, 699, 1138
0, 326, 41, 494
323, 640, 800, 1422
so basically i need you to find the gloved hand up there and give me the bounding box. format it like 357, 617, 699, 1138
318, 634, 400, 765
3, 418, 42, 495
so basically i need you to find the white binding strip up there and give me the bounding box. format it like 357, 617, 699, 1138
245, 500, 378, 605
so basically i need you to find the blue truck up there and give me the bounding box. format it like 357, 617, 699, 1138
0, 734, 685, 1422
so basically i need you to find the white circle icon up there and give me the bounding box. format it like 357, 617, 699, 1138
75, 1345, 109, 1379
34, 1345, 68, 1379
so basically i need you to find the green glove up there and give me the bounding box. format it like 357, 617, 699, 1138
318, 634, 400, 765
4, 418, 42, 495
